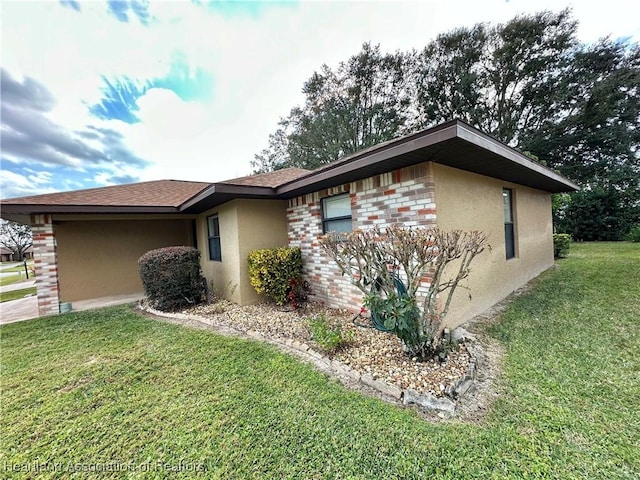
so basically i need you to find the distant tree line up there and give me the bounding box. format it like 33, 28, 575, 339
252, 10, 639, 241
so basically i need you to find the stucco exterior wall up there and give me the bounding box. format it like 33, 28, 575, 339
433, 163, 554, 328
54, 218, 193, 302
236, 199, 289, 304
288, 163, 437, 311
198, 202, 241, 303
198, 199, 288, 305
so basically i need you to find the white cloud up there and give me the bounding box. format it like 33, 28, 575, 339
0, 168, 56, 199
123, 87, 223, 181
2, 0, 639, 193
136, 0, 640, 182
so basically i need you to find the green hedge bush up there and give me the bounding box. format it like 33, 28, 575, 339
626, 225, 640, 242
553, 233, 572, 258
247, 247, 303, 305
138, 246, 205, 312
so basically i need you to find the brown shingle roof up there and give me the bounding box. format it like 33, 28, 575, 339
0, 180, 211, 214
0, 120, 579, 218
220, 168, 311, 188
1, 180, 212, 211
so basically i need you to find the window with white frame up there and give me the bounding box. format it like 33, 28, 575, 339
321, 193, 352, 234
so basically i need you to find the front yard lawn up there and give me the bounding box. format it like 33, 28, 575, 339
0, 287, 37, 303
1, 243, 638, 479
0, 261, 35, 287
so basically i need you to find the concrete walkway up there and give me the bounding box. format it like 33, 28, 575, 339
0, 296, 39, 325
0, 280, 38, 324
0, 292, 146, 325
72, 293, 145, 312
1, 279, 36, 293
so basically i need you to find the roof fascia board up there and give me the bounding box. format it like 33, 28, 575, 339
455, 123, 580, 191
0, 205, 180, 215
49, 213, 198, 221
216, 184, 276, 196
276, 123, 458, 195
179, 184, 218, 211
179, 183, 276, 212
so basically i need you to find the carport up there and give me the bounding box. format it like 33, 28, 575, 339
0, 180, 211, 317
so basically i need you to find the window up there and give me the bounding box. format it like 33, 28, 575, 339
207, 214, 221, 261
503, 188, 515, 259
321, 193, 352, 234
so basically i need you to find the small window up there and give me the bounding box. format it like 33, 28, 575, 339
503, 189, 515, 259
321, 193, 352, 234
207, 214, 221, 261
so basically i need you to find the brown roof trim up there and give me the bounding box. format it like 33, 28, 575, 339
179, 183, 277, 213
0, 204, 181, 215
0, 120, 579, 219
455, 123, 579, 190
277, 120, 579, 195
276, 120, 459, 195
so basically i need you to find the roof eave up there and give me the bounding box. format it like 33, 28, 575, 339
276, 120, 579, 196
276, 121, 459, 196
0, 204, 181, 215
179, 183, 277, 213
455, 123, 580, 192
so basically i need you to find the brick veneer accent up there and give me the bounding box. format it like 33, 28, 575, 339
31, 214, 60, 316
288, 161, 437, 312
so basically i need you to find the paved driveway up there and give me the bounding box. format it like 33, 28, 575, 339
0, 290, 146, 325
0, 280, 38, 324
0, 296, 38, 324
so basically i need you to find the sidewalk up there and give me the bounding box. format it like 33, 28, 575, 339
0, 291, 145, 325
0, 279, 36, 293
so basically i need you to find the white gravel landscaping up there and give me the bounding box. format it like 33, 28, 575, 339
186, 300, 472, 399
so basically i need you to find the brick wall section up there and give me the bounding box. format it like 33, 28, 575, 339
31, 214, 60, 316
287, 161, 437, 312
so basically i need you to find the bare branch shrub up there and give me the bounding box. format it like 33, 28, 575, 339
319, 225, 488, 359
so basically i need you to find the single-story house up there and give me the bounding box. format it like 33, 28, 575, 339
0, 246, 33, 262
1, 247, 13, 262
0, 120, 578, 327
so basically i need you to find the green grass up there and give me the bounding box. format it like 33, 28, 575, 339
0, 273, 28, 287
0, 287, 37, 303
1, 243, 638, 479
1, 260, 34, 274
0, 261, 35, 287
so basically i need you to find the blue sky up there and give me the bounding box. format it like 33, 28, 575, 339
1, 0, 639, 199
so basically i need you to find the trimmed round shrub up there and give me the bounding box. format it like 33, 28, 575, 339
553, 233, 572, 258
138, 246, 205, 312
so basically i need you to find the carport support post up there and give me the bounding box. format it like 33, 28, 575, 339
31, 214, 60, 316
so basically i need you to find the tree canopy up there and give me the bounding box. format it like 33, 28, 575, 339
252, 9, 640, 240
252, 43, 415, 172
0, 220, 32, 261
